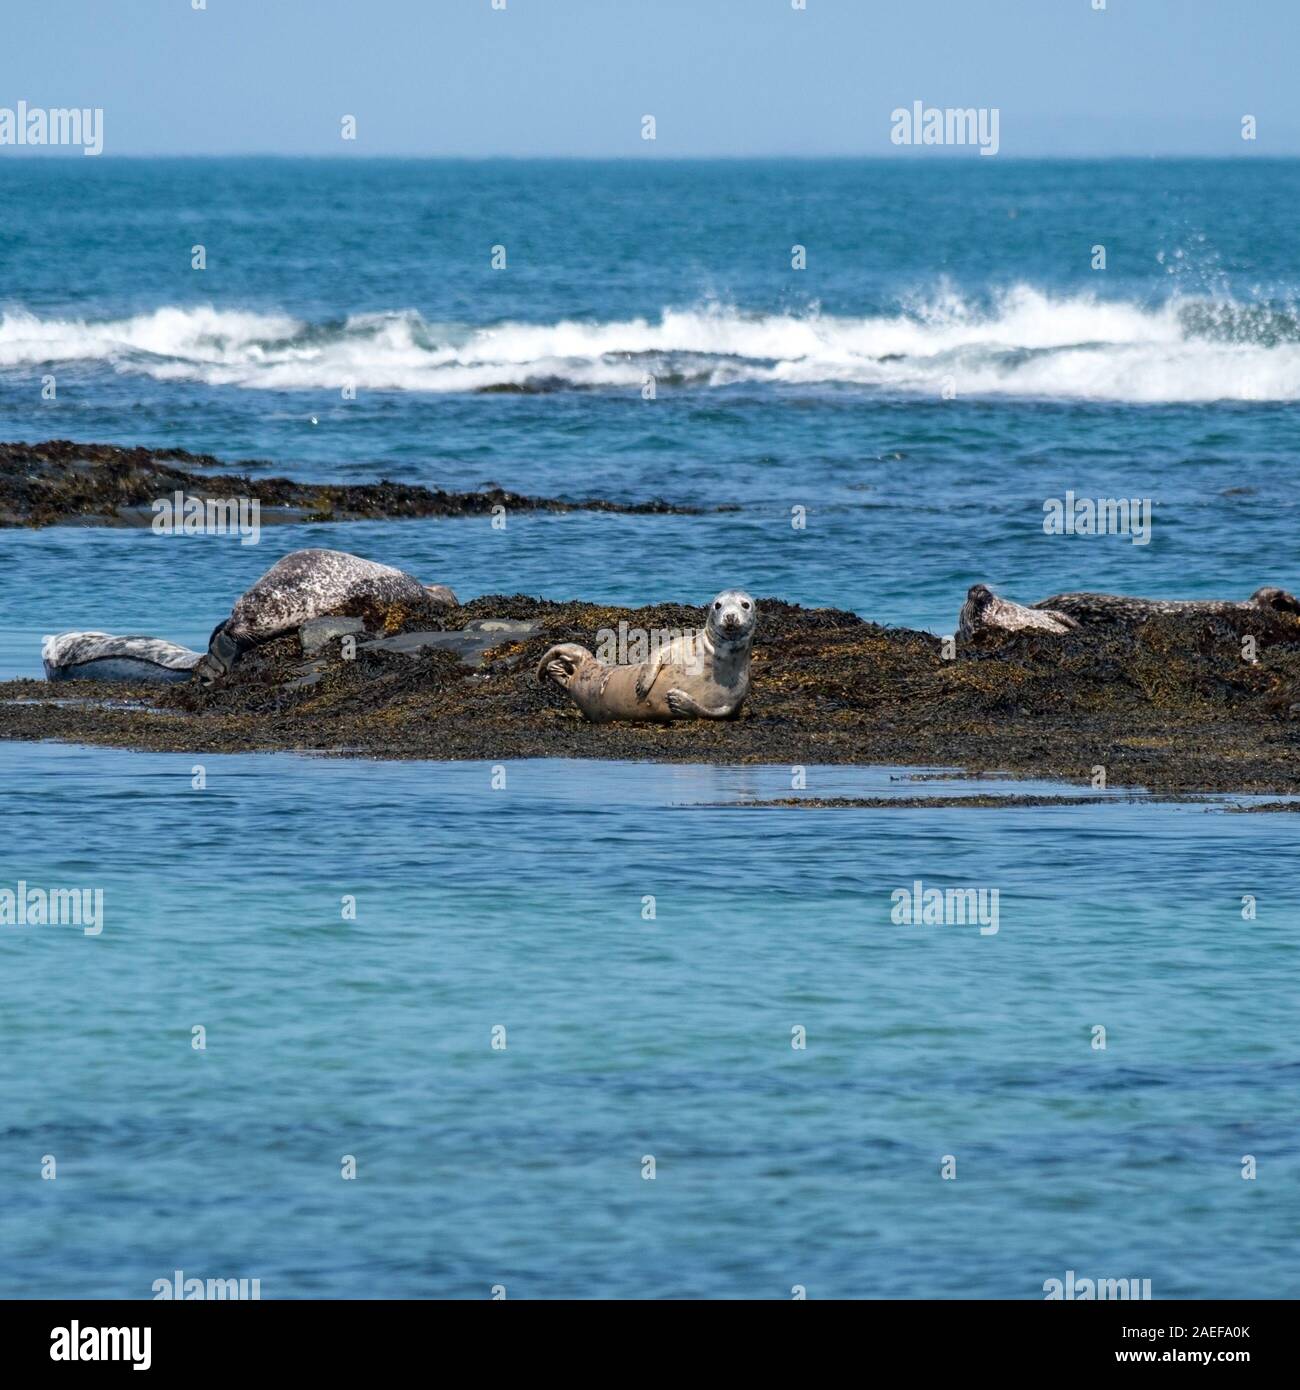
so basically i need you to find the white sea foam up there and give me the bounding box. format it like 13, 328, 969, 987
2, 287, 1299, 402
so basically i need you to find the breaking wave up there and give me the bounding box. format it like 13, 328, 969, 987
3, 287, 1300, 402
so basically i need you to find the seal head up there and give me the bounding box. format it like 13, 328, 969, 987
705, 589, 758, 648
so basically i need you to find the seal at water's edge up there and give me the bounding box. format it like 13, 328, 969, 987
537, 589, 758, 722
1032, 587, 1300, 626
196, 548, 457, 683
958, 584, 1079, 643
42, 632, 202, 684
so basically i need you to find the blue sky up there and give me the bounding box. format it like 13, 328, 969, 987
1, 0, 1296, 157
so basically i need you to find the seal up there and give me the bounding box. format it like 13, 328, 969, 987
537, 589, 758, 722
958, 584, 1078, 643
196, 548, 457, 683
1032, 586, 1300, 626
42, 632, 201, 684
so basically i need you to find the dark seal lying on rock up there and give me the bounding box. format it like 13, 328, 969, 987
196, 548, 458, 684
1032, 586, 1300, 626
962, 583, 1300, 644
958, 584, 1078, 643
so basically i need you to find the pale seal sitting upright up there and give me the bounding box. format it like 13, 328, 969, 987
537, 589, 757, 722
958, 584, 1078, 643
43, 632, 201, 684
196, 548, 457, 683
1032, 587, 1300, 626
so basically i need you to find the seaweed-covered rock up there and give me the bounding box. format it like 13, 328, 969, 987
0, 439, 705, 528
3, 596, 1300, 793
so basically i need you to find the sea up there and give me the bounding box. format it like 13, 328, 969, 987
1, 158, 1298, 1299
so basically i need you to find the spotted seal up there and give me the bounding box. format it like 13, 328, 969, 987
1032, 587, 1300, 626
958, 584, 1079, 643
196, 548, 457, 683
537, 589, 757, 722
42, 632, 201, 684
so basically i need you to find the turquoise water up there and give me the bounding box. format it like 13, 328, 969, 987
2, 743, 1298, 1299
3, 159, 1300, 1298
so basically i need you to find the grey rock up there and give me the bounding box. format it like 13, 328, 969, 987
358, 619, 542, 669
467, 619, 540, 635
299, 616, 367, 656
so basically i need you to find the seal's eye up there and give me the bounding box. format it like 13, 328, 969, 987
714, 602, 721, 609
741, 601, 750, 610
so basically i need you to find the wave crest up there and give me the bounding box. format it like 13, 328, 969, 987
2, 287, 1299, 402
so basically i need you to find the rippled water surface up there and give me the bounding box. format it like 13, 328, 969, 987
1, 744, 1298, 1298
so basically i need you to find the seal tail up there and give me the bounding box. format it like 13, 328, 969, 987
536, 642, 592, 686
